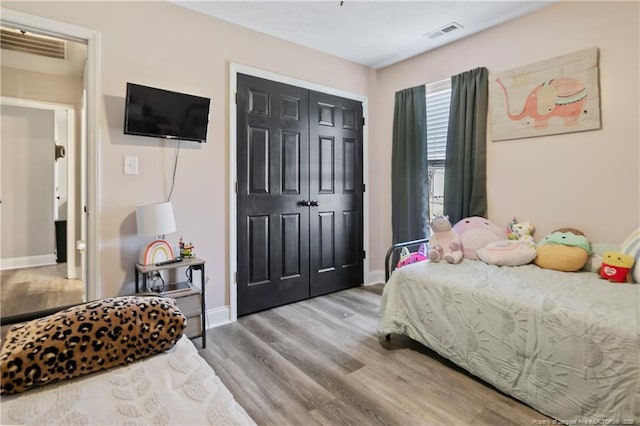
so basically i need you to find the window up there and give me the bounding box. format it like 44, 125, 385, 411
425, 79, 452, 219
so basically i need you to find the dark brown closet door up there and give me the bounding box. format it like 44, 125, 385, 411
237, 74, 310, 315
237, 75, 363, 315
308, 91, 363, 297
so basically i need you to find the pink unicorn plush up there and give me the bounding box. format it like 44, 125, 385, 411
427, 216, 463, 264
397, 244, 428, 269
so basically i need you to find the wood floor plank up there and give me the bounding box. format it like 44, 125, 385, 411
200, 320, 332, 421
346, 365, 462, 425
0, 263, 82, 316
284, 301, 398, 368
253, 308, 365, 374
200, 350, 312, 426
239, 310, 412, 425
202, 285, 551, 425
308, 397, 381, 426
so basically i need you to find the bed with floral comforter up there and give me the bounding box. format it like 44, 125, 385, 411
379, 259, 640, 423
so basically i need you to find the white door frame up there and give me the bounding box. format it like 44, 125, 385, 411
53, 109, 65, 224
228, 63, 370, 322
1, 8, 101, 301
1, 97, 76, 277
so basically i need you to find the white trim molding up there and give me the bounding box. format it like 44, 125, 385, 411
0, 96, 74, 111
229, 63, 370, 323
1, 8, 102, 301
1, 255, 57, 271
206, 305, 231, 329
366, 270, 385, 285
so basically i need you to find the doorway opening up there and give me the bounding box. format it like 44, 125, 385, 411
0, 98, 81, 315
0, 9, 100, 316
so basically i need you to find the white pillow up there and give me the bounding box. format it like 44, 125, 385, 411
620, 229, 640, 283
477, 240, 537, 267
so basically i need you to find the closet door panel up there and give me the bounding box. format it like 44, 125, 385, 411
237, 74, 310, 315
309, 91, 363, 297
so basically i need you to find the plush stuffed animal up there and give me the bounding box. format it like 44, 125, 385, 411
453, 217, 507, 260
396, 244, 428, 269
427, 216, 463, 264
478, 219, 537, 266
512, 221, 536, 247
599, 251, 635, 283
506, 217, 518, 240
477, 239, 538, 266
534, 227, 591, 272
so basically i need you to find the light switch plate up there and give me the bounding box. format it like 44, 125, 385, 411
124, 156, 138, 175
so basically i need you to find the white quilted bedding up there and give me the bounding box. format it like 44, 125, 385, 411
0, 335, 255, 426
379, 259, 640, 423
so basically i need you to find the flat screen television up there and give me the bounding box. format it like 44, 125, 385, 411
124, 83, 210, 143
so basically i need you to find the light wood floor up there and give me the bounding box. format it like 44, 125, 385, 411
201, 285, 550, 426
0, 263, 83, 317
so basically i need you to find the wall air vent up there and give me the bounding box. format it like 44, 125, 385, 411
424, 22, 463, 40
0, 28, 66, 60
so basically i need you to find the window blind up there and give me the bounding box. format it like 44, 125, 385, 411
426, 79, 452, 163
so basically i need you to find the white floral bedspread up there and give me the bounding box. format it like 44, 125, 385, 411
379, 259, 640, 423
0, 335, 255, 425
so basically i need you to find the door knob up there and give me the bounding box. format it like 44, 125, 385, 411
298, 200, 311, 207
310, 200, 319, 207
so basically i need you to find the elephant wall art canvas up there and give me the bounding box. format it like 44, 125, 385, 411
490, 47, 601, 141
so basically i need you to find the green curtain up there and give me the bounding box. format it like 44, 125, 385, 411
443, 67, 488, 224
392, 85, 428, 244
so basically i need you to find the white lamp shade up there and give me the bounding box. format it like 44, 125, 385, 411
136, 201, 176, 237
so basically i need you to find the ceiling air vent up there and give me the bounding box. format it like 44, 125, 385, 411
0, 28, 66, 60
424, 22, 463, 40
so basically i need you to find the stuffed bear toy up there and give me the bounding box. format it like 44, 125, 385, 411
453, 217, 507, 260
427, 216, 463, 264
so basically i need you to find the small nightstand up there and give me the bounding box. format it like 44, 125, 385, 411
134, 257, 206, 348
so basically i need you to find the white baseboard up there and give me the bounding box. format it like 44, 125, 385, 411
1, 254, 57, 271
366, 269, 385, 285
206, 305, 231, 329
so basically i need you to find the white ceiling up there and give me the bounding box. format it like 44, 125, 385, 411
172, 1, 554, 69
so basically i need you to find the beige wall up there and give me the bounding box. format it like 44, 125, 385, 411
4, 1, 637, 303
1, 105, 55, 258
3, 2, 376, 309
1, 66, 82, 106
1, 66, 84, 267
370, 1, 640, 269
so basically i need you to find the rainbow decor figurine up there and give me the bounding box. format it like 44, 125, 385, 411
139, 240, 175, 265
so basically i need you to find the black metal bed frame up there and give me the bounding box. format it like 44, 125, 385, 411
382, 237, 430, 341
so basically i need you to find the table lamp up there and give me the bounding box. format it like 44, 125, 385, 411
136, 201, 177, 265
